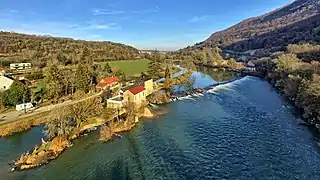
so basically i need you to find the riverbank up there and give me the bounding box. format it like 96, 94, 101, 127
194, 62, 243, 71
0, 112, 50, 137
195, 62, 264, 78
10, 66, 236, 172
12, 106, 157, 171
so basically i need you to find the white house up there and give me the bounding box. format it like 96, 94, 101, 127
10, 63, 32, 70
0, 76, 14, 92
245, 60, 256, 71
16, 103, 34, 111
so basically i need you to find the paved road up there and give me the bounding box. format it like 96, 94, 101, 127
0, 91, 103, 125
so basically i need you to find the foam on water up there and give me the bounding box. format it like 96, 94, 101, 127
149, 104, 159, 108
206, 76, 252, 94
177, 95, 196, 101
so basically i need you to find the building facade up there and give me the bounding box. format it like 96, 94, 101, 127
96, 77, 120, 90
10, 63, 32, 70
0, 76, 14, 92
123, 85, 146, 105
143, 79, 154, 96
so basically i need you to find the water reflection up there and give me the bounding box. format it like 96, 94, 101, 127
196, 66, 239, 82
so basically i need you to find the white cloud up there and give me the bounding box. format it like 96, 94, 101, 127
139, 19, 155, 24
132, 6, 160, 13
92, 6, 160, 16
190, 15, 211, 23
85, 23, 120, 30
92, 9, 125, 15
8, 9, 18, 13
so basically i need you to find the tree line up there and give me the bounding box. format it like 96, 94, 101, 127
171, 46, 238, 68
0, 61, 125, 110
256, 43, 320, 128
0, 31, 140, 68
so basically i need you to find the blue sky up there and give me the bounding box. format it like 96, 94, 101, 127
0, 0, 293, 50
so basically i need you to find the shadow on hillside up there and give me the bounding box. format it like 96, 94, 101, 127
225, 14, 320, 54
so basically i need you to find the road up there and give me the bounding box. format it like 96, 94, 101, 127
0, 91, 103, 125
0, 65, 187, 125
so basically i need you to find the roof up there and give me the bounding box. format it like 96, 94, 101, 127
247, 60, 256, 67
127, 85, 145, 95
96, 77, 120, 89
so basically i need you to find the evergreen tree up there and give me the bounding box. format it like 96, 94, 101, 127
75, 64, 91, 92
146, 60, 162, 79
3, 81, 28, 106
164, 66, 172, 88
44, 63, 64, 99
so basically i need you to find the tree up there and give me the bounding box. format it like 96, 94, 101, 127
43, 63, 64, 99
0, 92, 5, 111
164, 66, 172, 88
97, 62, 113, 79
31, 81, 46, 103
75, 64, 91, 92
69, 97, 103, 127
25, 70, 44, 80
56, 52, 68, 65
3, 81, 28, 106
296, 74, 320, 123
197, 50, 207, 63
146, 60, 162, 79
44, 108, 76, 139
275, 54, 300, 73
182, 76, 196, 93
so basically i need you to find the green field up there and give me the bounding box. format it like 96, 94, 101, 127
108, 59, 151, 77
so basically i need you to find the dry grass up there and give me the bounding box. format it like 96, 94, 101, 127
0, 112, 50, 137
99, 126, 114, 142
15, 136, 70, 170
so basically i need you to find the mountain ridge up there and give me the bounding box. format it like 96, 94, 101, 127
188, 0, 320, 55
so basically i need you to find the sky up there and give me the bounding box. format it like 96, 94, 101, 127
0, 0, 294, 51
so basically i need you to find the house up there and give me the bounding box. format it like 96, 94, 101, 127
123, 85, 146, 105
10, 63, 32, 70
96, 77, 120, 90
0, 76, 14, 92
0, 66, 6, 75
245, 60, 256, 71
141, 79, 154, 96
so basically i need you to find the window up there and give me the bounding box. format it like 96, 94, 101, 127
3, 86, 6, 89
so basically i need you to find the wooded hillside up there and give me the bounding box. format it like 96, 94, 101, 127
187, 0, 320, 54
0, 31, 139, 67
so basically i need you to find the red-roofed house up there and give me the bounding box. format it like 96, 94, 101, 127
96, 77, 120, 90
123, 85, 146, 105
0, 66, 6, 75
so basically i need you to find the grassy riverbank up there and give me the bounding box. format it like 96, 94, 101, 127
0, 112, 50, 137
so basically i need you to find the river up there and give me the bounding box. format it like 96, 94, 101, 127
1, 68, 320, 180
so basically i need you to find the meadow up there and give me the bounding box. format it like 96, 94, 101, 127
108, 59, 151, 77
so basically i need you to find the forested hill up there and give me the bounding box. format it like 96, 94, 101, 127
0, 31, 139, 67
188, 0, 320, 54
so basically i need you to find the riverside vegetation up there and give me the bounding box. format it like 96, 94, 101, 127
255, 43, 320, 128
13, 96, 154, 171
10, 58, 187, 171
